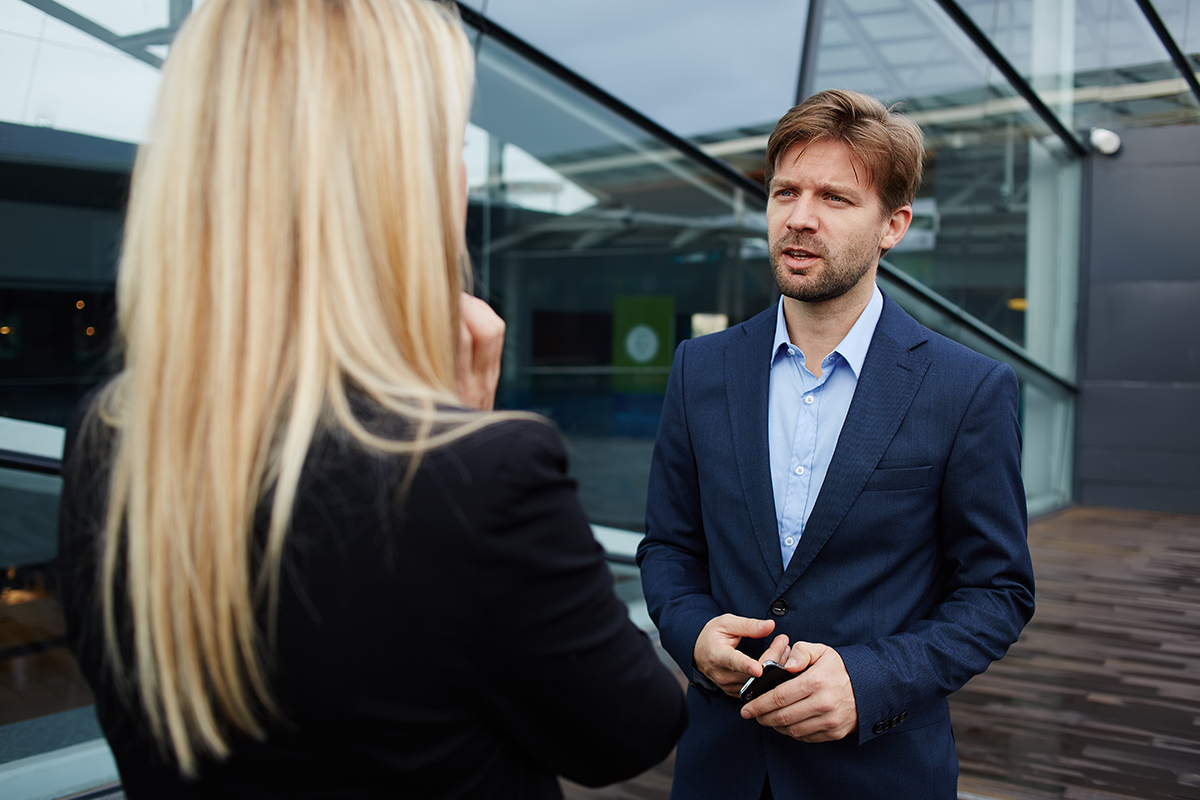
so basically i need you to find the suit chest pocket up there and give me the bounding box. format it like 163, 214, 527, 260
862, 465, 932, 491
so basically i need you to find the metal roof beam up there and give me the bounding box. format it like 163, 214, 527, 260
18, 0, 163, 69
1132, 0, 1200, 108
929, 0, 1086, 157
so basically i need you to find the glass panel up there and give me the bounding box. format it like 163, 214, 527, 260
807, 0, 1075, 361
1157, 0, 1200, 65
468, 30, 775, 532
0, 463, 99, 746
468, 0, 811, 138
0, 199, 122, 426
670, 0, 1083, 378
958, 0, 1200, 132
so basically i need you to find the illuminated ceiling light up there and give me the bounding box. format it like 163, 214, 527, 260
0, 327, 9, 334
86, 327, 96, 336
77, 300, 85, 309
1007, 298, 1028, 312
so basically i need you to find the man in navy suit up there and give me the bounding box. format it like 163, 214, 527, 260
637, 89, 1035, 799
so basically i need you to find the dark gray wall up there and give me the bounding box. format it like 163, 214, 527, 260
1077, 125, 1200, 514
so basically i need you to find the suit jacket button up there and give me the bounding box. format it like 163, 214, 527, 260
769, 599, 789, 617
873, 722, 886, 734
898, 711, 908, 723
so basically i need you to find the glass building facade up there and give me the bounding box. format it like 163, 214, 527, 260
1, 0, 1197, 796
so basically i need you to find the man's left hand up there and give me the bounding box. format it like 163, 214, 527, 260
738, 641, 858, 742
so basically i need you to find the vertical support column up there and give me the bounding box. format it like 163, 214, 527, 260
481, 131, 504, 300
1024, 0, 1080, 510
795, 0, 826, 105
1026, 0, 1078, 376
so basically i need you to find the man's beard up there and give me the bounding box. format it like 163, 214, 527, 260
769, 233, 877, 304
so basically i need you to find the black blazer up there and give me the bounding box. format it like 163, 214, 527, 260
58, 402, 686, 799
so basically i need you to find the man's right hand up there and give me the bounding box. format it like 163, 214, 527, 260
693, 615, 782, 698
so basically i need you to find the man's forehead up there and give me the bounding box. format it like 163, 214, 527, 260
771, 138, 878, 194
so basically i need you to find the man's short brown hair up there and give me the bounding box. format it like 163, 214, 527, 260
765, 89, 924, 215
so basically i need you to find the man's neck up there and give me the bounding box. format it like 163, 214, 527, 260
782, 279, 875, 379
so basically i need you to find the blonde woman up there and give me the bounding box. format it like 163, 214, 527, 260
55, 1, 686, 797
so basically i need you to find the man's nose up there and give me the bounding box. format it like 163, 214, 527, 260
786, 195, 819, 232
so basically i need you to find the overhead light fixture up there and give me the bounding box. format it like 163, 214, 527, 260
1089, 128, 1122, 156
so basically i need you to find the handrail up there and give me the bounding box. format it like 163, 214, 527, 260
0, 449, 61, 476
877, 260, 1077, 394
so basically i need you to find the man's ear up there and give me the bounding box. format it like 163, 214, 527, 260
879, 205, 913, 252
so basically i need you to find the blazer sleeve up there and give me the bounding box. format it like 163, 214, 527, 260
471, 420, 687, 787
838, 361, 1036, 743
636, 341, 725, 688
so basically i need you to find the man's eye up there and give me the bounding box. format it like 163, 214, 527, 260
828, 194, 846, 203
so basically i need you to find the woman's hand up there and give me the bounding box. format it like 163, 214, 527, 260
456, 293, 505, 410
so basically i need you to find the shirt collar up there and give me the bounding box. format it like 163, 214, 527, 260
770, 284, 884, 379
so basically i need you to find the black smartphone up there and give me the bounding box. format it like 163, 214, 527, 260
739, 660, 798, 701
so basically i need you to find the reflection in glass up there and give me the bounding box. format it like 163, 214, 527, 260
958, 0, 1200, 131
467, 31, 774, 531
461, 0, 810, 139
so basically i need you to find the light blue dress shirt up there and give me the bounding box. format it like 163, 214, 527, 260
768, 284, 883, 568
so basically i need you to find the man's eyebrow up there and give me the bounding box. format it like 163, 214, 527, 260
771, 178, 865, 200
819, 182, 864, 200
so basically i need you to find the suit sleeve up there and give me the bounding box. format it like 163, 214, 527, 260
838, 361, 1036, 743
636, 341, 724, 688
472, 420, 686, 787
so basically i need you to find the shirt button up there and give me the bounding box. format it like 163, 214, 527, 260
784, 536, 795, 547
804, 395, 814, 405
794, 465, 805, 475
788, 347, 797, 357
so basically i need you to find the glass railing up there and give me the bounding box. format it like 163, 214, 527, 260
0, 419, 120, 798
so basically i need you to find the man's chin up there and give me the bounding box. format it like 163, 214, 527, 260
783, 287, 845, 304
775, 275, 847, 304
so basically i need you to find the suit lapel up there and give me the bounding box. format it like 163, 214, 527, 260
725, 309, 785, 583
776, 296, 931, 593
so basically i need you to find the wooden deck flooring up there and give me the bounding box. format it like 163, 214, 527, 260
952, 506, 1200, 800
564, 506, 1200, 799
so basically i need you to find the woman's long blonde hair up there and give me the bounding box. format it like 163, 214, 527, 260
94, 0, 479, 774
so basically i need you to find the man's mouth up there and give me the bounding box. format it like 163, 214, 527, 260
779, 246, 823, 267
774, 235, 827, 271
784, 248, 819, 260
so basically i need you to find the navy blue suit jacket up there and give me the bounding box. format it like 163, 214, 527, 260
637, 293, 1035, 800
